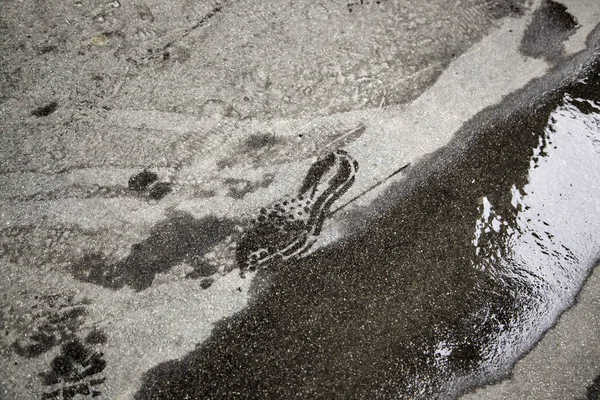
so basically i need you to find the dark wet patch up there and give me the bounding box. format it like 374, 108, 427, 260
128, 169, 159, 191
298, 152, 336, 195
85, 329, 107, 346
486, 0, 526, 19
39, 45, 57, 54
448, 342, 482, 370
185, 262, 219, 280
12, 294, 88, 359
587, 372, 600, 400
148, 182, 172, 200
135, 33, 600, 399
69, 253, 114, 290
7, 293, 108, 398
10, 184, 133, 202
61, 340, 89, 364
242, 133, 279, 151
39, 338, 107, 399
71, 212, 236, 291
570, 97, 600, 115
12, 332, 56, 358
31, 101, 59, 117
217, 133, 283, 170
224, 175, 275, 199
520, 0, 578, 62
200, 278, 214, 289
127, 169, 173, 200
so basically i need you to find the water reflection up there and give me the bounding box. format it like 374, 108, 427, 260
471, 92, 600, 384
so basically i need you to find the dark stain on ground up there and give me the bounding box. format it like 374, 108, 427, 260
40, 337, 107, 399
12, 295, 88, 359
128, 169, 172, 200
520, 0, 578, 62
243, 133, 279, 151
39, 45, 57, 55
7, 292, 108, 399
134, 32, 600, 399
217, 133, 283, 170
31, 101, 59, 117
486, 0, 526, 19
13, 330, 57, 358
224, 175, 275, 199
587, 373, 600, 400
84, 329, 107, 345
148, 182, 172, 200
199, 278, 214, 289
71, 211, 236, 291
128, 170, 159, 191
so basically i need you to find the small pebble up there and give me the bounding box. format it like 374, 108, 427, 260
91, 34, 107, 46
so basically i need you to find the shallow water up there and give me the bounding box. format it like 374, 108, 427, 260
467, 87, 600, 390
135, 51, 600, 399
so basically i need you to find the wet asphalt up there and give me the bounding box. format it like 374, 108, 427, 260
2, 1, 600, 399
133, 24, 600, 400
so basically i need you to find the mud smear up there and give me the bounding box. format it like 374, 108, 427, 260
520, 0, 578, 62
136, 37, 600, 399
71, 212, 235, 291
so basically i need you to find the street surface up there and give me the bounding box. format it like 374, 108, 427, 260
1, 0, 600, 398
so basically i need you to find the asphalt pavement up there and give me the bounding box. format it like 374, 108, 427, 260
1, 0, 600, 399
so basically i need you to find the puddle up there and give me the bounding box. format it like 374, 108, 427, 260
135, 46, 600, 398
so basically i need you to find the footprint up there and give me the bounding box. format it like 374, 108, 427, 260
8, 293, 109, 399
39, 335, 107, 399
